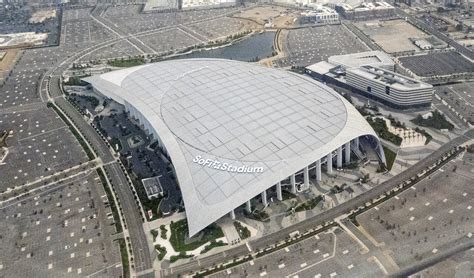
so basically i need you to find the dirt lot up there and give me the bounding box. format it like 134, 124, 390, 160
0, 49, 20, 81
232, 5, 297, 28
355, 19, 429, 53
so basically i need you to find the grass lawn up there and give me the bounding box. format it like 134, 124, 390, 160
367, 117, 402, 146
411, 110, 454, 130
115, 238, 129, 278
108, 58, 145, 68
155, 244, 167, 261
233, 221, 251, 240
169, 219, 224, 252
383, 146, 397, 170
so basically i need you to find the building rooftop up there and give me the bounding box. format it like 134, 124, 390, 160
348, 65, 433, 90
85, 59, 379, 236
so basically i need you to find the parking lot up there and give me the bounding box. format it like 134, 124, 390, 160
276, 25, 369, 67
210, 227, 384, 278
187, 17, 252, 41
135, 28, 201, 55
0, 107, 88, 191
356, 151, 474, 268
0, 171, 122, 277
435, 82, 474, 125
61, 8, 116, 48
101, 6, 240, 35
0, 46, 75, 109
399, 51, 474, 77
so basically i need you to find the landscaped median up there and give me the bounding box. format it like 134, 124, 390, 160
151, 219, 228, 263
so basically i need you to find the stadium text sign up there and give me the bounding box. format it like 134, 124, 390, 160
193, 155, 264, 173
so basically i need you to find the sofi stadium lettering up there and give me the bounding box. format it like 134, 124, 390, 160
192, 155, 264, 173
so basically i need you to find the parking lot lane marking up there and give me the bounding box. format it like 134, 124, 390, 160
259, 271, 267, 277
279, 263, 286, 269
347, 264, 354, 269
300, 263, 307, 268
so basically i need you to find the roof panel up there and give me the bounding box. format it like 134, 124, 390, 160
85, 59, 381, 237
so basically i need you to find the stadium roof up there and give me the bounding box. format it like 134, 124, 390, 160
84, 59, 381, 236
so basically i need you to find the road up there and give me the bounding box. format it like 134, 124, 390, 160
41, 54, 155, 278
165, 128, 474, 277
396, 8, 474, 60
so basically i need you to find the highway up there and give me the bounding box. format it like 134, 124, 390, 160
396, 8, 474, 60
165, 129, 474, 277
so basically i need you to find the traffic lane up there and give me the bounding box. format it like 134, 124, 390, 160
106, 163, 154, 273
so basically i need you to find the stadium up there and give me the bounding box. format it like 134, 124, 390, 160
84, 59, 386, 237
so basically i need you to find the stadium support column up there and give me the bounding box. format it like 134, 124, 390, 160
327, 152, 333, 174
262, 190, 268, 207
354, 137, 360, 151
246, 200, 252, 213
276, 182, 282, 201
304, 166, 309, 188
316, 159, 321, 182
230, 209, 236, 220
290, 174, 296, 194
337, 146, 343, 168
345, 142, 351, 164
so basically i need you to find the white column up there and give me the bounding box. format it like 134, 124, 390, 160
327, 152, 333, 174
337, 146, 343, 168
354, 137, 360, 151
304, 166, 309, 188
230, 209, 236, 220
246, 200, 252, 213
261, 190, 268, 207
345, 142, 351, 164
290, 174, 296, 194
276, 182, 282, 201
316, 159, 322, 182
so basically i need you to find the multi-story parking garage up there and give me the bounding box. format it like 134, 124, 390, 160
84, 59, 386, 236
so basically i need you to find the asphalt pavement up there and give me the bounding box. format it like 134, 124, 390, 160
165, 128, 473, 277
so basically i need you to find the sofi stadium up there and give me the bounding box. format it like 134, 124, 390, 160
84, 59, 386, 237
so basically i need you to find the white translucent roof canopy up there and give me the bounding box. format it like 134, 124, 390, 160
84, 59, 380, 236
